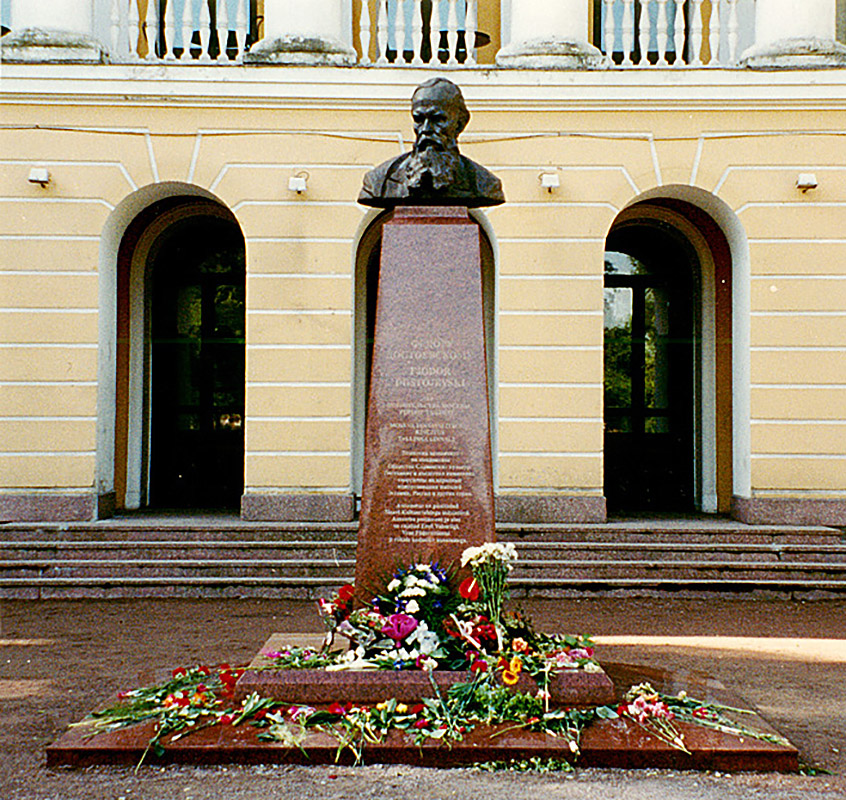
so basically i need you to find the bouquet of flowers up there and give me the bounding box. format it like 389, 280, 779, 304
319, 563, 467, 671
460, 542, 518, 649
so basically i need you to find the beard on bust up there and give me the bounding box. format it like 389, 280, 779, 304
405, 145, 462, 194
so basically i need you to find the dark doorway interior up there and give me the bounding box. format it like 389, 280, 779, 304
148, 214, 245, 509
604, 220, 698, 512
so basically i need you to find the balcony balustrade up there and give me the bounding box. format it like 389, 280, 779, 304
2, 0, 845, 69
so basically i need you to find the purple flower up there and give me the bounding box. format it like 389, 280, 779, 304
381, 613, 418, 642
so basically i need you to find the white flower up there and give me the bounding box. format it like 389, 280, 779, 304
404, 599, 420, 614
583, 662, 603, 673
387, 579, 401, 592
461, 542, 518, 568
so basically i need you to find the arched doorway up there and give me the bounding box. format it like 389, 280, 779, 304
114, 198, 246, 510
603, 200, 732, 513
351, 210, 497, 496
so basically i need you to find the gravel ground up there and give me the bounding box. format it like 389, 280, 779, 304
1, 597, 844, 800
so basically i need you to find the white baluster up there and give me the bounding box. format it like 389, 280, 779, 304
673, 0, 686, 65
376, 0, 389, 64
446, 0, 458, 65
129, 0, 143, 59
638, 0, 652, 66
688, 0, 703, 66
216, 0, 229, 61
165, 0, 177, 58
411, 0, 423, 65
428, 0, 439, 63
235, 0, 247, 60
655, 0, 669, 65
604, 0, 617, 62
709, 0, 721, 65
465, 0, 477, 65
145, 0, 160, 60
359, 0, 372, 64
180, 0, 193, 60
110, 0, 122, 58
727, 0, 739, 65
395, 0, 406, 63
621, 0, 634, 65
199, 0, 211, 60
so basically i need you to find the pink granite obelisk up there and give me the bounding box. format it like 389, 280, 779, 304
355, 206, 495, 601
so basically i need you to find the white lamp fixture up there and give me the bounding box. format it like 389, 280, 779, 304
539, 171, 560, 192
288, 171, 309, 194
796, 173, 818, 192
28, 166, 51, 187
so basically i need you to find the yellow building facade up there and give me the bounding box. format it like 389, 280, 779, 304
2, 0, 846, 526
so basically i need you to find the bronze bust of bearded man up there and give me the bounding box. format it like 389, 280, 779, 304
359, 78, 504, 209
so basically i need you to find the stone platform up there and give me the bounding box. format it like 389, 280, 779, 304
235, 634, 616, 706
46, 642, 798, 772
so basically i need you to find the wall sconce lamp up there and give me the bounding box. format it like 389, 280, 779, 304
288, 170, 309, 194
539, 171, 560, 193
796, 173, 818, 193
28, 166, 51, 187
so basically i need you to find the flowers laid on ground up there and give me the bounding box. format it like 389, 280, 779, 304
614, 682, 792, 755
78, 664, 250, 769
80, 543, 793, 769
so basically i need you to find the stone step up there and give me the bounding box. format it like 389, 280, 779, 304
3, 558, 843, 579
3, 554, 845, 572
2, 538, 844, 564
3, 519, 843, 545
3, 575, 846, 602
1, 517, 844, 598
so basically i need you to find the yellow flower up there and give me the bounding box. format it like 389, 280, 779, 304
395, 703, 408, 714
509, 656, 523, 673
502, 669, 520, 686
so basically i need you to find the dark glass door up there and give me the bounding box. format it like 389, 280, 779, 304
604, 223, 697, 511
149, 215, 245, 509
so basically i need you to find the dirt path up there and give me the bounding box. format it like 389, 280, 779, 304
1, 597, 844, 799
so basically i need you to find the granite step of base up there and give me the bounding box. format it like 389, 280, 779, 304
45, 660, 799, 772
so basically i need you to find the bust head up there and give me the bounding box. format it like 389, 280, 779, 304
358, 78, 503, 208
411, 78, 470, 155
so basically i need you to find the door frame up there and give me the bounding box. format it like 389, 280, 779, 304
604, 201, 728, 513
117, 198, 244, 509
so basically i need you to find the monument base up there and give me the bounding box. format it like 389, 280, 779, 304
235, 634, 616, 707
46, 658, 798, 772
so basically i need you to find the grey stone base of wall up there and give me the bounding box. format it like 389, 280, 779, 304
0, 491, 100, 522
732, 496, 846, 526
495, 494, 607, 524
241, 492, 356, 522
0, 28, 107, 63
741, 37, 846, 70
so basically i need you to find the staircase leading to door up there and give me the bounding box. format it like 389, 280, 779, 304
1, 517, 844, 599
